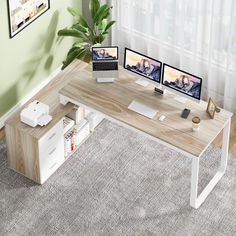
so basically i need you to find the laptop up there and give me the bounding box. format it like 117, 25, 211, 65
92, 46, 119, 83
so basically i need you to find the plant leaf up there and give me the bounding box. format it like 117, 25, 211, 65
78, 15, 89, 28
67, 46, 80, 56
58, 28, 87, 39
102, 8, 111, 20
62, 47, 87, 70
72, 23, 89, 34
93, 34, 106, 44
67, 7, 93, 33
76, 49, 88, 60
92, 43, 102, 48
78, 15, 94, 34
93, 4, 111, 25
89, 0, 100, 19
73, 42, 91, 49
104, 20, 116, 32
98, 19, 108, 31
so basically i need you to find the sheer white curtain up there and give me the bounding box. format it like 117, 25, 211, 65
110, 0, 236, 113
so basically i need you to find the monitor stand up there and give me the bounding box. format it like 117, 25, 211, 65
135, 78, 149, 87
128, 100, 158, 119
154, 84, 164, 95
174, 95, 188, 104
97, 77, 114, 83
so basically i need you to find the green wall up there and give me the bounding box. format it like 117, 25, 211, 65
0, 0, 82, 118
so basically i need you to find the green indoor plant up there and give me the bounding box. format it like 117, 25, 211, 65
58, 0, 116, 70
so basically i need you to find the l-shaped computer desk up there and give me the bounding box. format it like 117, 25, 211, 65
59, 66, 232, 209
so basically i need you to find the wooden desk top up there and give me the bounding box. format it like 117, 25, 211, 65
59, 65, 233, 157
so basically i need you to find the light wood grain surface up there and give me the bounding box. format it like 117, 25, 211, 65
213, 116, 236, 154
5, 61, 88, 139
4, 60, 88, 183
4, 117, 235, 154
60, 65, 233, 157
2, 60, 235, 156
5, 124, 40, 182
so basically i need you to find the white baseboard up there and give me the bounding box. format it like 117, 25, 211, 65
0, 66, 62, 129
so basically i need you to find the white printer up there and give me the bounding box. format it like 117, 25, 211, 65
20, 100, 52, 127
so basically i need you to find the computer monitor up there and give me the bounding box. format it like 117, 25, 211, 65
124, 48, 162, 87
92, 46, 119, 83
92, 46, 118, 61
161, 64, 202, 103
124, 48, 162, 119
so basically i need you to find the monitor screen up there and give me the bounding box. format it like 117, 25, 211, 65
162, 64, 202, 100
92, 47, 118, 61
124, 48, 162, 83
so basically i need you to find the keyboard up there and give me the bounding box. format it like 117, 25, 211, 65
93, 61, 118, 71
128, 101, 158, 119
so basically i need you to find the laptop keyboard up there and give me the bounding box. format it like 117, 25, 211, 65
93, 62, 118, 71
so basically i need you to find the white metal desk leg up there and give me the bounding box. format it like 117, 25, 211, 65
190, 118, 231, 209
190, 157, 200, 208
220, 118, 231, 173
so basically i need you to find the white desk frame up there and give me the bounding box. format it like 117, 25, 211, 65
59, 94, 231, 209
190, 119, 231, 208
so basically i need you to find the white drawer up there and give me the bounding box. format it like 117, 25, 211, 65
38, 119, 63, 150
39, 138, 65, 184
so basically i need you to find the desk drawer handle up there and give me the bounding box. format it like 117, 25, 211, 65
49, 162, 57, 170
49, 148, 57, 156
48, 133, 56, 141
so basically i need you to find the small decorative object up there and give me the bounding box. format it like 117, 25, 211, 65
57, 0, 116, 69
7, 0, 50, 38
206, 97, 217, 119
192, 116, 201, 132
216, 107, 221, 113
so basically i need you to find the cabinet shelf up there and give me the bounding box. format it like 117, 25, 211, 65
64, 130, 93, 160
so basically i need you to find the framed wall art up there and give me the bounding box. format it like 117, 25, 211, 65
7, 0, 50, 38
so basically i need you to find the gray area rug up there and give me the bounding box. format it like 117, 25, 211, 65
0, 120, 236, 236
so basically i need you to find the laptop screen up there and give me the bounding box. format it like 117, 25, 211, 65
92, 47, 118, 61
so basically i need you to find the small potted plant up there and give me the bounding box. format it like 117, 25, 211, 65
58, 0, 116, 70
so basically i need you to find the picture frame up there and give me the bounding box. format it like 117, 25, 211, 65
206, 97, 217, 119
7, 0, 50, 38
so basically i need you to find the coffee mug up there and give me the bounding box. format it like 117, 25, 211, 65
192, 116, 201, 132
